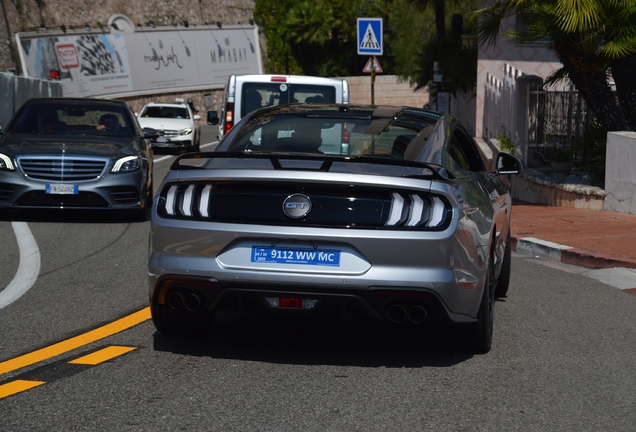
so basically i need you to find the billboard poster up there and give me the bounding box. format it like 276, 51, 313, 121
16, 26, 262, 97
18, 33, 132, 96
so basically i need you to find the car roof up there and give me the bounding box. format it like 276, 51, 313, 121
24, 97, 129, 107
143, 102, 188, 108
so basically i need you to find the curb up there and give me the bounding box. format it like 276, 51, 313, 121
511, 237, 636, 270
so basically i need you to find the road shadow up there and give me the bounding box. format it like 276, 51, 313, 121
152, 313, 475, 368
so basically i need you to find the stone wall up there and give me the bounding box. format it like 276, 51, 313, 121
344, 75, 429, 107
0, 0, 256, 73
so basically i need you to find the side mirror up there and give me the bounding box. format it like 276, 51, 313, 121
207, 110, 219, 125
495, 152, 523, 175
194, 114, 201, 121
142, 127, 159, 139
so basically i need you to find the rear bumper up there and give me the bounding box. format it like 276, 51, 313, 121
149, 274, 472, 324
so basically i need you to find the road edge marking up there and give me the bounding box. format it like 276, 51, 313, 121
0, 307, 150, 375
0, 222, 41, 309
0, 379, 46, 398
69, 345, 137, 365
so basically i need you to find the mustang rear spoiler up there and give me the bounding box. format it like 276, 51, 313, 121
170, 152, 452, 181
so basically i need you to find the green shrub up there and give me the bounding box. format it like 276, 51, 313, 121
498, 133, 514, 153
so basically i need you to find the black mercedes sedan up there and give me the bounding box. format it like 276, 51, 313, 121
0, 98, 154, 220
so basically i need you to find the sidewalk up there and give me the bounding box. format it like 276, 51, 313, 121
510, 201, 636, 270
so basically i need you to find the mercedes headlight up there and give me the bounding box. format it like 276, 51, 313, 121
112, 156, 140, 172
0, 153, 15, 171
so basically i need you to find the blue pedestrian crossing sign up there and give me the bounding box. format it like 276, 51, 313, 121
357, 18, 383, 55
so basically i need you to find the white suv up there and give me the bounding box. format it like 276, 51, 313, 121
137, 100, 201, 154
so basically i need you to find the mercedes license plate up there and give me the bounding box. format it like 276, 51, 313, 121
46, 184, 78, 195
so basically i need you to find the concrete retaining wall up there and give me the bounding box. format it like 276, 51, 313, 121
510, 170, 605, 210
343, 75, 429, 107
605, 132, 636, 215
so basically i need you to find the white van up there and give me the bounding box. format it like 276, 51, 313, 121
215, 74, 350, 138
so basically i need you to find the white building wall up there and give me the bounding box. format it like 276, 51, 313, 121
475, 3, 562, 138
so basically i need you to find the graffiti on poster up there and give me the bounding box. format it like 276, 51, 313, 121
17, 27, 262, 97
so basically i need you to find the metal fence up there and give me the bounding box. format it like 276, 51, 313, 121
527, 87, 589, 161
481, 63, 593, 166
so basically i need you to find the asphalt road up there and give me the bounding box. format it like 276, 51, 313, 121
1, 124, 635, 430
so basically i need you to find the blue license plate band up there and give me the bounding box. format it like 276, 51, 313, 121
251, 247, 341, 267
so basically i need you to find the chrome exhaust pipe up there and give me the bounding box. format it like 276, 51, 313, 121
387, 304, 407, 323
167, 291, 184, 310
184, 293, 202, 311
407, 305, 428, 324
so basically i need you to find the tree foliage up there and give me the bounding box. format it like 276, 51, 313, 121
474, 0, 636, 131
254, 0, 387, 76
254, 0, 479, 86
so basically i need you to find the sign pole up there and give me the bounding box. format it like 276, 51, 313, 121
357, 18, 383, 105
371, 59, 375, 104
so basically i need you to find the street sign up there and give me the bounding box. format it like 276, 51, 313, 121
362, 56, 383, 73
357, 18, 383, 55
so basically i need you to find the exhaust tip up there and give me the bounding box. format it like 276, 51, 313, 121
167, 291, 184, 310
387, 304, 407, 323
184, 293, 202, 311
407, 305, 428, 324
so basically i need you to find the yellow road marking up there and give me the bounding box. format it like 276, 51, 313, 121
69, 345, 136, 365
0, 380, 46, 399
0, 307, 150, 375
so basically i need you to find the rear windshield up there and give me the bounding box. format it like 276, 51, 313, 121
8, 103, 132, 137
241, 83, 336, 117
226, 112, 435, 161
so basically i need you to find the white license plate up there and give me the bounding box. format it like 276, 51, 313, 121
156, 137, 168, 143
46, 184, 78, 195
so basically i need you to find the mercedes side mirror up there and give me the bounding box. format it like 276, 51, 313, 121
142, 127, 160, 139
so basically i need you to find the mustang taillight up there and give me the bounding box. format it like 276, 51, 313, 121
158, 182, 450, 230
385, 192, 449, 228
164, 184, 213, 218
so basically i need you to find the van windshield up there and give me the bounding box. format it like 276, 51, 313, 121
241, 83, 336, 117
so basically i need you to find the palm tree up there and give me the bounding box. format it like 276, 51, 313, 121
409, 0, 448, 39
475, 0, 636, 131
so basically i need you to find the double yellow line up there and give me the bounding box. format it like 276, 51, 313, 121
0, 307, 150, 398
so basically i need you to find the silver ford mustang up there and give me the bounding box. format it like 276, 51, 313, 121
0, 98, 154, 220
148, 104, 522, 352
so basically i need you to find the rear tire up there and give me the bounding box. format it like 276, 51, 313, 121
464, 254, 494, 353
495, 235, 512, 298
